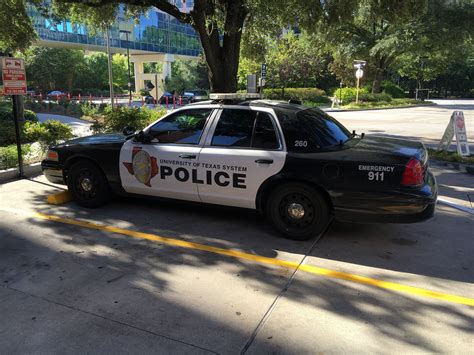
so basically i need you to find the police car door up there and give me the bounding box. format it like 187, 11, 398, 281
197, 107, 286, 209
119, 108, 214, 201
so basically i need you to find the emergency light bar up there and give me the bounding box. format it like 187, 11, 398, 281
209, 93, 263, 100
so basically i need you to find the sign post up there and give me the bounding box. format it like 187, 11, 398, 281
1, 57, 27, 178
438, 111, 470, 156
259, 64, 267, 94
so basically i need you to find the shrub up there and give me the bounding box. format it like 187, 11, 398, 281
382, 81, 405, 98
138, 88, 150, 96
331, 87, 369, 104
0, 108, 39, 146
0, 144, 31, 170
358, 92, 392, 102
91, 105, 167, 134
264, 88, 327, 102
24, 120, 74, 152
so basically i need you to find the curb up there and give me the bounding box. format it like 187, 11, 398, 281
326, 103, 437, 113
429, 159, 474, 176
0, 163, 42, 184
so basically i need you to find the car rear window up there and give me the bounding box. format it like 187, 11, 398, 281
280, 108, 351, 152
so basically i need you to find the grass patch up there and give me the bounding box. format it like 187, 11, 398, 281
428, 148, 474, 165
342, 99, 433, 110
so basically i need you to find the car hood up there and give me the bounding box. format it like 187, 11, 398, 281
57, 133, 127, 147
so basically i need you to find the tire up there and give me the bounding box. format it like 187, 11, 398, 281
266, 183, 329, 240
67, 160, 111, 208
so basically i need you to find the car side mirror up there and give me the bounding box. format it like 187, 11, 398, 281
122, 126, 136, 136
134, 130, 152, 144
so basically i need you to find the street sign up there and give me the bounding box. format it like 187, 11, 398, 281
438, 111, 470, 156
261, 64, 267, 79
1, 57, 27, 95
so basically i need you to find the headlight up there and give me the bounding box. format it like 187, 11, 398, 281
46, 150, 59, 162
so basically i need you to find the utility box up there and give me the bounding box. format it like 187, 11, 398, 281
247, 74, 257, 93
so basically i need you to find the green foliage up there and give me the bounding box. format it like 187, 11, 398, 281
24, 47, 85, 92
0, 106, 39, 146
91, 106, 167, 134
331, 87, 369, 105
0, 144, 31, 170
0, 0, 36, 52
24, 47, 132, 93
342, 98, 429, 109
427, 148, 474, 165
164, 58, 209, 94
381, 81, 405, 98
264, 88, 328, 102
24, 120, 74, 151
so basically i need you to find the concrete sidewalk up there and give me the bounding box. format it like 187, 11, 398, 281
0, 175, 472, 353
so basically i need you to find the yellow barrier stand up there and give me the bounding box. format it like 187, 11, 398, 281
47, 190, 72, 205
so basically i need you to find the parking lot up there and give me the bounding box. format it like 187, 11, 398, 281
0, 169, 473, 353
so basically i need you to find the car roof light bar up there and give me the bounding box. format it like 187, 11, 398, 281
209, 93, 263, 101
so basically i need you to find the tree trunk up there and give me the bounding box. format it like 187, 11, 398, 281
372, 68, 384, 93
192, 0, 247, 93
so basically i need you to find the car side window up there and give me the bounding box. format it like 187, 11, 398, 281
147, 109, 212, 144
252, 112, 279, 149
211, 109, 279, 150
211, 109, 256, 147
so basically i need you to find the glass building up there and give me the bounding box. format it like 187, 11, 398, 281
26, 2, 201, 57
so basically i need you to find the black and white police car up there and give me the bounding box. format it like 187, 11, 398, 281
42, 93, 438, 240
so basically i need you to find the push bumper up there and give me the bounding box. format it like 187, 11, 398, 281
334, 170, 438, 224
41, 160, 66, 185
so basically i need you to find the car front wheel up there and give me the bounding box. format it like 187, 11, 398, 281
266, 183, 329, 240
67, 160, 111, 208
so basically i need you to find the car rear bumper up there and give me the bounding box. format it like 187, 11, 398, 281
334, 170, 438, 224
41, 160, 66, 185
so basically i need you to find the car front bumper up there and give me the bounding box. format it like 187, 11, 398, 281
41, 160, 66, 185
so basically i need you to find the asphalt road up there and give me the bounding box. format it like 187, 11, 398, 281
330, 99, 474, 149
0, 172, 472, 353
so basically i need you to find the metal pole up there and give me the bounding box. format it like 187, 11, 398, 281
12, 95, 24, 178
355, 77, 360, 104
339, 80, 342, 105
106, 28, 115, 108
125, 31, 132, 102
154, 74, 158, 107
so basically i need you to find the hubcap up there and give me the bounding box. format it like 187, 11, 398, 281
80, 177, 93, 192
287, 203, 305, 219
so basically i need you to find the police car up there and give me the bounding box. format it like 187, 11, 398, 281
42, 93, 437, 240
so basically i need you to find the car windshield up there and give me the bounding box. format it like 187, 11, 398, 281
296, 108, 352, 147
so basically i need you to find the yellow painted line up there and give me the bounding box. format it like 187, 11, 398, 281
3, 207, 473, 307
47, 191, 72, 205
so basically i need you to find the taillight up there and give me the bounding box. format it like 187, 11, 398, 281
401, 158, 424, 186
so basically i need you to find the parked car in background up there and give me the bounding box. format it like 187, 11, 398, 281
47, 91, 67, 100
183, 90, 209, 103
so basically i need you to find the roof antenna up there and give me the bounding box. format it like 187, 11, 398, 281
361, 132, 365, 139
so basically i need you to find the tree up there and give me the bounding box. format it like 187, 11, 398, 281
0, 0, 37, 53
308, 0, 474, 93
26, 0, 321, 93
24, 47, 85, 92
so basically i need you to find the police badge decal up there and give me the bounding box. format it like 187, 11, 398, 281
123, 147, 159, 187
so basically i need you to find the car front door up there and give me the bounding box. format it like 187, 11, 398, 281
119, 108, 215, 202
197, 107, 287, 209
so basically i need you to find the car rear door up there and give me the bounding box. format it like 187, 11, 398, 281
197, 107, 287, 209
119, 108, 215, 202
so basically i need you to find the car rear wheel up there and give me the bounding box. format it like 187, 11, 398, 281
67, 160, 111, 208
266, 183, 329, 240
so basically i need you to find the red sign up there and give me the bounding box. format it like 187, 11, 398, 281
1, 57, 27, 95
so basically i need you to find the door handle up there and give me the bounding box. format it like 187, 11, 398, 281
179, 154, 197, 159
255, 159, 273, 164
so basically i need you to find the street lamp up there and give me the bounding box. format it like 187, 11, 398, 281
353, 60, 366, 104
119, 29, 132, 103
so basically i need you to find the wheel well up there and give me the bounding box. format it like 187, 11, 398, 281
64, 156, 105, 182
257, 178, 334, 214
